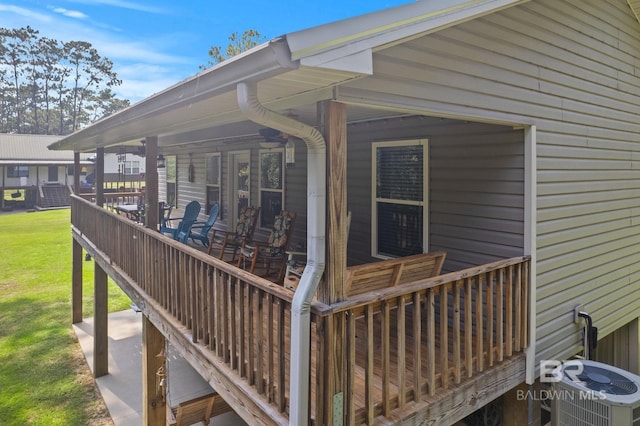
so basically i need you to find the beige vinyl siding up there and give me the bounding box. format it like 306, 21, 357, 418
162, 137, 308, 245
341, 0, 640, 365
345, 116, 524, 269
430, 127, 525, 272
281, 139, 308, 249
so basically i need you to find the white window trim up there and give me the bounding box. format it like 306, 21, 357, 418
258, 148, 285, 229
206, 153, 222, 206
371, 139, 428, 259
124, 160, 140, 175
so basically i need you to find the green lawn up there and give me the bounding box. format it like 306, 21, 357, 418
0, 209, 131, 425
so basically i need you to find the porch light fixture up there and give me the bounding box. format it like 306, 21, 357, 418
285, 139, 295, 168
157, 154, 166, 168
138, 139, 146, 157
259, 127, 295, 167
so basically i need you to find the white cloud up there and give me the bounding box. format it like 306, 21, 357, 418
66, 0, 168, 14
116, 75, 182, 102
51, 7, 88, 19
96, 39, 191, 65
1, 3, 199, 102
0, 4, 52, 22
113, 62, 193, 102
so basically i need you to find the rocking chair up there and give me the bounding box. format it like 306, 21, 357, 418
207, 205, 260, 261
284, 210, 351, 290
237, 210, 296, 284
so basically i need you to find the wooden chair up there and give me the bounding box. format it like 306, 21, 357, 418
345, 251, 446, 297
283, 211, 351, 290
161, 200, 201, 244
189, 203, 219, 247
166, 392, 232, 426
237, 210, 297, 284
207, 205, 260, 261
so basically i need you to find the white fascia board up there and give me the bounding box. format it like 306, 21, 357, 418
289, 0, 529, 70
306, 49, 373, 75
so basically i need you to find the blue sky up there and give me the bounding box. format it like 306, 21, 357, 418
2, 0, 412, 102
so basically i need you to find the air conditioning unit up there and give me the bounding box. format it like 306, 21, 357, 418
552, 359, 640, 426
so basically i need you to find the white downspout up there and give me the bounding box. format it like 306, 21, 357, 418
237, 81, 326, 426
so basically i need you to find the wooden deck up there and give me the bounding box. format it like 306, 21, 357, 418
71, 195, 529, 425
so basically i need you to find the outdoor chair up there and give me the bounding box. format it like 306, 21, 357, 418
158, 203, 173, 230
166, 392, 232, 426
207, 205, 260, 261
189, 203, 219, 247
237, 210, 297, 284
284, 211, 351, 290
160, 200, 201, 244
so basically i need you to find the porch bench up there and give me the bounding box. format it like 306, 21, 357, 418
166, 392, 233, 426
346, 251, 446, 297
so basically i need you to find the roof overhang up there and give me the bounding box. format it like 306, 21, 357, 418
286, 0, 530, 68
49, 0, 530, 153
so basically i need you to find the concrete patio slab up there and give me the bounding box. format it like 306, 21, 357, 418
73, 309, 247, 425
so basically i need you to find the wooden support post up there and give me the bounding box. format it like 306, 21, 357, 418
73, 152, 80, 194
318, 100, 348, 303
96, 148, 105, 207
318, 100, 348, 425
144, 136, 159, 230
502, 382, 542, 426
93, 262, 108, 377
142, 315, 167, 425
72, 238, 83, 324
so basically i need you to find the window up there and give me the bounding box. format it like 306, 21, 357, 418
124, 161, 140, 174
166, 155, 177, 206
372, 140, 428, 258
259, 150, 284, 228
7, 165, 29, 178
206, 154, 221, 215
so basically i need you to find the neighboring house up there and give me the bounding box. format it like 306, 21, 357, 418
50, 0, 640, 424
102, 151, 146, 189
0, 134, 94, 209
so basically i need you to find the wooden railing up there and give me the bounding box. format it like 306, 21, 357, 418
77, 191, 142, 209
71, 195, 321, 421
322, 256, 530, 424
71, 195, 530, 425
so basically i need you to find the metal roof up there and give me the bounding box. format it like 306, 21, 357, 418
49, 0, 528, 153
0, 134, 93, 164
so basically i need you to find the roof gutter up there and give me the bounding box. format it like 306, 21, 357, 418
237, 81, 325, 426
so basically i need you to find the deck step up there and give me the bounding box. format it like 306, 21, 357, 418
41, 185, 70, 208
